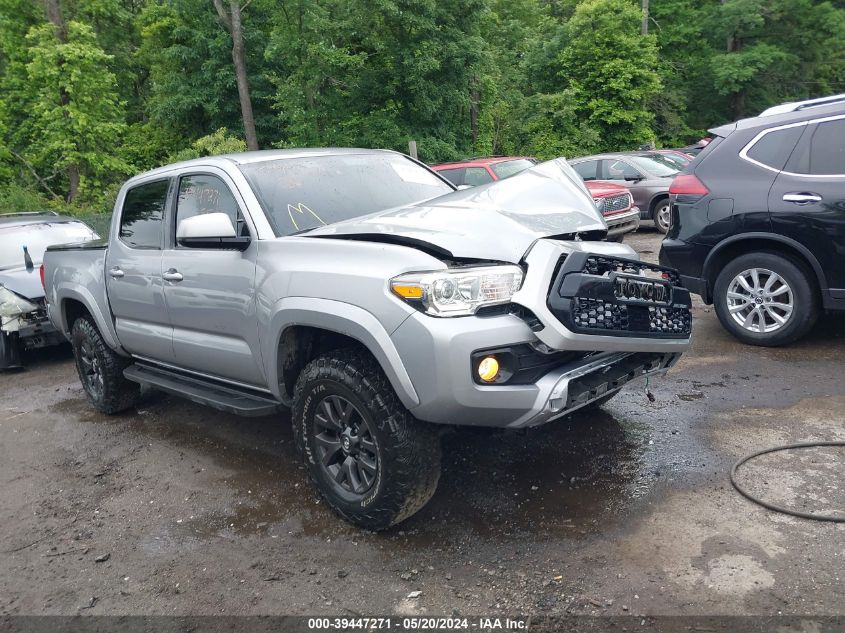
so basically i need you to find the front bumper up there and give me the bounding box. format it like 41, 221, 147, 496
391, 239, 691, 428
604, 207, 641, 237
392, 311, 681, 428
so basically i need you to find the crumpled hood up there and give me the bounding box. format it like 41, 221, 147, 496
0, 267, 43, 301
304, 158, 606, 263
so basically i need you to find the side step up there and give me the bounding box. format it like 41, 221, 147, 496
124, 363, 282, 417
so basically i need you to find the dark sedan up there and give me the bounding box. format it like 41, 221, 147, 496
569, 152, 681, 233
1, 212, 98, 369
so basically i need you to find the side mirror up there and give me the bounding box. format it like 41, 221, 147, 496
624, 174, 644, 183
176, 212, 250, 250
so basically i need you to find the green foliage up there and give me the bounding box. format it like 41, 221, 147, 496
168, 128, 248, 161
558, 0, 662, 151
1, 0, 844, 218
18, 21, 129, 203
0, 184, 51, 212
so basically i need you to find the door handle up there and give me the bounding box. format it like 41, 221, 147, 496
109, 267, 124, 279
162, 269, 183, 283
783, 192, 822, 205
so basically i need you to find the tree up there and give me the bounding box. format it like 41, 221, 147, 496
20, 21, 128, 202
168, 127, 247, 161
212, 0, 259, 150
557, 0, 662, 151
266, 0, 489, 162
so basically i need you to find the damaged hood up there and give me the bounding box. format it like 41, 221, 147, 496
303, 158, 606, 263
0, 267, 43, 301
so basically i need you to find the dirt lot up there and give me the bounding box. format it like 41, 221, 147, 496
1, 229, 844, 617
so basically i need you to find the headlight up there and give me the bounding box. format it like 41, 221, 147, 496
390, 265, 524, 317
0, 286, 38, 319
592, 197, 606, 213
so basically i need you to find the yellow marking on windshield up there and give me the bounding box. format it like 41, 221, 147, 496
287, 203, 326, 230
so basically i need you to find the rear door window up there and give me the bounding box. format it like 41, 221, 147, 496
463, 167, 494, 186
745, 125, 804, 171
119, 180, 169, 249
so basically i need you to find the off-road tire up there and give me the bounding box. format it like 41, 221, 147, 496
713, 252, 819, 347
70, 316, 140, 414
653, 198, 671, 233
292, 349, 441, 531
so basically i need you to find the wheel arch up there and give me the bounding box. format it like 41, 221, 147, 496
649, 192, 670, 216
57, 288, 124, 352
266, 297, 419, 409
702, 233, 826, 303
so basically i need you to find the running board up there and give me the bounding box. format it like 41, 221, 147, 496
124, 363, 282, 417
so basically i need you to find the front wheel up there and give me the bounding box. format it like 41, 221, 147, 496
653, 199, 671, 233
292, 350, 441, 530
713, 252, 819, 346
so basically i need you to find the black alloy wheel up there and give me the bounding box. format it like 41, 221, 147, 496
312, 394, 379, 497
78, 337, 105, 400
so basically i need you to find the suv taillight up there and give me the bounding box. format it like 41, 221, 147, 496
669, 174, 709, 197
39, 263, 47, 296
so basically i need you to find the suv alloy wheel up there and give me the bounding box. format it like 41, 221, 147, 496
713, 252, 819, 346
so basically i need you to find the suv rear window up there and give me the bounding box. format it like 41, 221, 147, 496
745, 126, 803, 170
119, 180, 169, 249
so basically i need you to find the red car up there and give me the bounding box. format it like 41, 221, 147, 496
431, 156, 640, 241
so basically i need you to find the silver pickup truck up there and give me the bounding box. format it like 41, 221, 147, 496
43, 149, 692, 529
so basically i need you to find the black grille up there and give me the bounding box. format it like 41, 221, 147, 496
547, 252, 692, 339
584, 255, 680, 285
572, 298, 629, 331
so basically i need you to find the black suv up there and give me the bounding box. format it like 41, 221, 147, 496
659, 94, 845, 346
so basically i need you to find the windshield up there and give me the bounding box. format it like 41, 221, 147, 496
239, 153, 454, 236
0, 221, 98, 270
491, 158, 537, 180
627, 155, 681, 177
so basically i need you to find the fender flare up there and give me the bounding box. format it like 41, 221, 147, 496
56, 284, 125, 353
702, 232, 828, 292
265, 297, 419, 410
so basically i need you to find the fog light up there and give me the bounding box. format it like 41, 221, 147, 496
477, 356, 499, 382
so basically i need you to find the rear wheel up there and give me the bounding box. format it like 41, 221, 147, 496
653, 199, 671, 233
292, 349, 441, 530
713, 252, 819, 346
70, 316, 140, 413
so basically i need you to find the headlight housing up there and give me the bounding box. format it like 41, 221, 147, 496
0, 286, 38, 319
391, 265, 524, 317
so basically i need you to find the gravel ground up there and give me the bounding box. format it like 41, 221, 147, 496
1, 228, 844, 617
